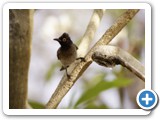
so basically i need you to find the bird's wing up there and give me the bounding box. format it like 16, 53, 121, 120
57, 48, 60, 60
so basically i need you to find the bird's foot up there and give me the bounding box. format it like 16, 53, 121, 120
76, 57, 86, 62
60, 65, 69, 71
65, 68, 70, 79
66, 74, 71, 79
60, 66, 71, 78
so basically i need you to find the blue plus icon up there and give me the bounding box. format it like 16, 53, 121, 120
137, 89, 158, 110
142, 93, 153, 105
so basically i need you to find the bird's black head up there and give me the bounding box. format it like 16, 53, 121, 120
54, 33, 73, 47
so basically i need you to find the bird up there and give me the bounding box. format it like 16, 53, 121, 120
53, 32, 85, 78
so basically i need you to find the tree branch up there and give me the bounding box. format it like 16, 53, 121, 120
45, 9, 139, 109
77, 9, 105, 57
92, 45, 145, 81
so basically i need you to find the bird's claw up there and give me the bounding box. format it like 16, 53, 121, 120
76, 57, 86, 62
60, 66, 69, 71
67, 74, 70, 79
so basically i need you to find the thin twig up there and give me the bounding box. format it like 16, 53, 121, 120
45, 9, 139, 109
92, 45, 145, 81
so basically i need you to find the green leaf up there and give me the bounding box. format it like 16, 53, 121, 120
74, 77, 132, 107
77, 97, 109, 109
29, 101, 45, 109
84, 73, 106, 88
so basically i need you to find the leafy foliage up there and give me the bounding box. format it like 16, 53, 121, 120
74, 74, 132, 108
29, 101, 45, 109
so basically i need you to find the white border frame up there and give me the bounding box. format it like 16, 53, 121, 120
3, 3, 151, 115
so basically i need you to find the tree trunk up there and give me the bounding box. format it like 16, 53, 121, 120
9, 9, 33, 108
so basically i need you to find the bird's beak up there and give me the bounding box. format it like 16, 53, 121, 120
53, 38, 60, 41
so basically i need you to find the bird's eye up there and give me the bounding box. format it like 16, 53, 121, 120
62, 38, 66, 42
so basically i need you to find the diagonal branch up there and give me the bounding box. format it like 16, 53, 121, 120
45, 9, 139, 109
77, 9, 105, 57
92, 45, 145, 81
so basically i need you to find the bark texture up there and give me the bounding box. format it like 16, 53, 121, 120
9, 9, 33, 109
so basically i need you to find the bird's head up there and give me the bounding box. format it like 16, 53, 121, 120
54, 33, 73, 47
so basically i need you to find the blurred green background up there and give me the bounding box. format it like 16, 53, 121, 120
28, 9, 145, 109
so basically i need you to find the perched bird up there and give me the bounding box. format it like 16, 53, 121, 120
53, 33, 85, 78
